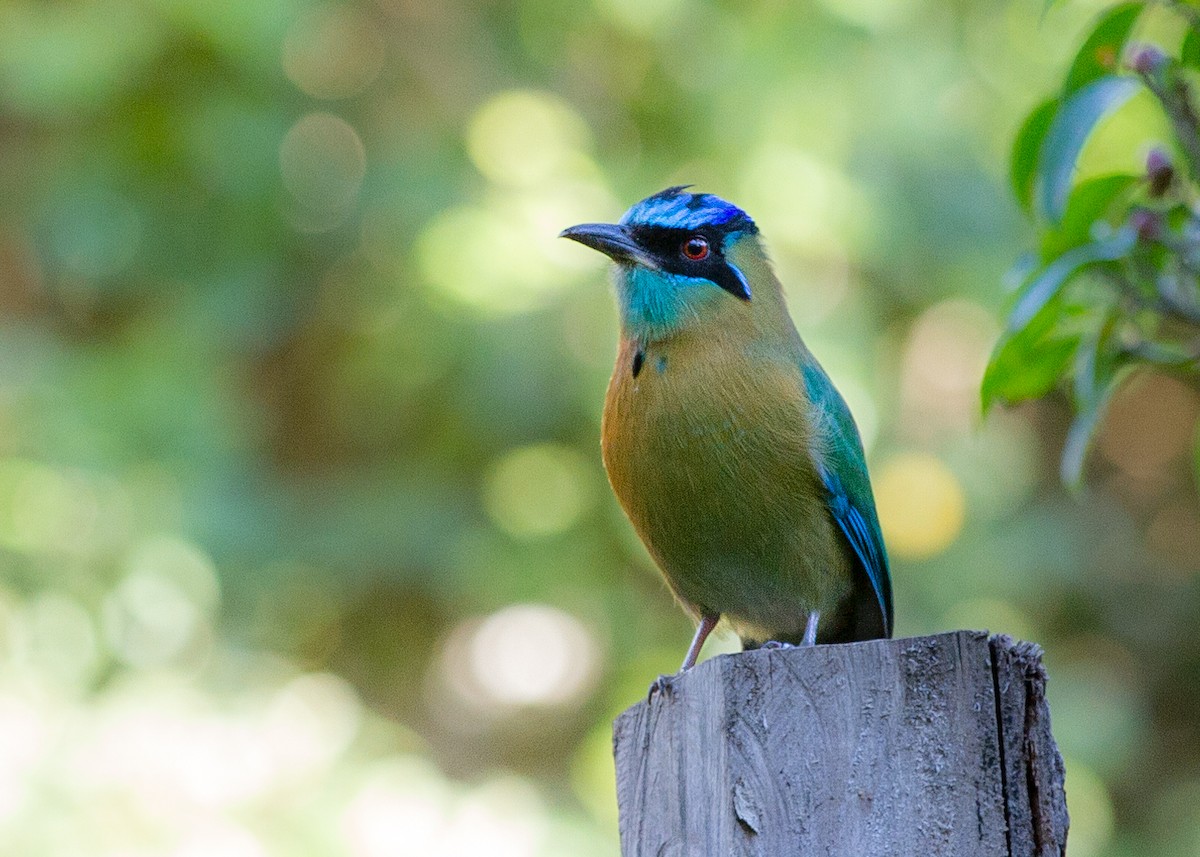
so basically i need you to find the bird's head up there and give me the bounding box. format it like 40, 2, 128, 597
561, 187, 769, 340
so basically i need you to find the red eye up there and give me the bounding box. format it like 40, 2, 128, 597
682, 235, 709, 260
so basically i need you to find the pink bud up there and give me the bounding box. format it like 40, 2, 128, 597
1130, 209, 1161, 242
1146, 147, 1174, 196
1128, 44, 1167, 75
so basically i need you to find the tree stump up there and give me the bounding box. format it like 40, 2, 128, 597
612, 631, 1068, 856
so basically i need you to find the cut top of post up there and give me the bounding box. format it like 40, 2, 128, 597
612, 631, 1068, 857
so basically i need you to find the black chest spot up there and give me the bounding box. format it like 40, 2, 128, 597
632, 348, 645, 378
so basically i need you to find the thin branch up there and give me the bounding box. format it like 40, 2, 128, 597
1136, 60, 1200, 181
1157, 268, 1200, 324
1122, 336, 1200, 365
1098, 266, 1155, 314
1098, 260, 1200, 334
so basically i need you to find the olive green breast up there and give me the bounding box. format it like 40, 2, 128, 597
600, 328, 854, 643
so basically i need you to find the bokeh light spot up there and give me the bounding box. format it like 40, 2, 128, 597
875, 452, 966, 560
341, 757, 454, 857
443, 778, 547, 857
19, 593, 98, 688
280, 112, 366, 227
419, 205, 544, 314
341, 760, 552, 857
417, 180, 616, 316
74, 680, 275, 810
282, 5, 384, 100
738, 144, 874, 255
102, 571, 202, 668
483, 443, 594, 539
442, 604, 601, 711
263, 672, 362, 779
900, 299, 1000, 438
126, 535, 220, 614
466, 90, 591, 187
1099, 373, 1199, 479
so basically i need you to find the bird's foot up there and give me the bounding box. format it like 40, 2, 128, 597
647, 673, 678, 701
649, 612, 719, 702
758, 640, 796, 651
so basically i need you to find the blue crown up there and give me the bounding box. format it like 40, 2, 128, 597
619, 186, 757, 234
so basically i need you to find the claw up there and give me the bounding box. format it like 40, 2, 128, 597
647, 673, 676, 701
759, 640, 795, 651
648, 612, 720, 702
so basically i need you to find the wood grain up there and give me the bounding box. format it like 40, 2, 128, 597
613, 631, 1068, 856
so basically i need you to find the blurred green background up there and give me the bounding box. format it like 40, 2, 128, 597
0, 0, 1197, 854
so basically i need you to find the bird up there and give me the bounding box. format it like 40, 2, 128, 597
560, 186, 892, 676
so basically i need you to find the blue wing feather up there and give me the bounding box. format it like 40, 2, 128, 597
801, 362, 893, 637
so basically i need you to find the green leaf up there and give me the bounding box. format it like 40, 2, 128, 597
1039, 75, 1142, 222
1062, 309, 1129, 489
982, 321, 1079, 410
1061, 375, 1123, 489
985, 229, 1137, 412
1041, 174, 1138, 261
1010, 227, 1137, 332
1011, 99, 1058, 213
1182, 27, 1200, 73
1064, 3, 1145, 95
1072, 308, 1120, 405
1126, 337, 1200, 366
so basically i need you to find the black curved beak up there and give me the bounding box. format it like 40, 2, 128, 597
559, 223, 660, 270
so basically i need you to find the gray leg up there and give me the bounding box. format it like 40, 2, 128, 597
801, 609, 820, 647
649, 612, 720, 700
680, 612, 720, 671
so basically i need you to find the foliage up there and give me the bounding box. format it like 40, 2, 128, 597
987, 0, 1200, 486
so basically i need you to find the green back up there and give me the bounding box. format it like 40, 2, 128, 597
801, 360, 893, 635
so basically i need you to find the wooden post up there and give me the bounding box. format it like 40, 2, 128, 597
613, 631, 1068, 856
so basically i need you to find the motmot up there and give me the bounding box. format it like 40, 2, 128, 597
561, 187, 892, 675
